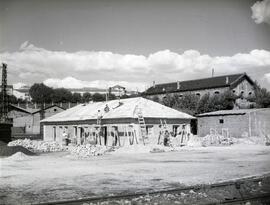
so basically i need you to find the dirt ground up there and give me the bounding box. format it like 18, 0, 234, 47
1, 145, 270, 204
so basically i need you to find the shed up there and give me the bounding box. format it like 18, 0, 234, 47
8, 104, 65, 137
197, 109, 270, 139
41, 97, 195, 146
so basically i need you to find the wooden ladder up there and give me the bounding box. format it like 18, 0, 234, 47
135, 106, 147, 145
160, 119, 167, 130
97, 116, 102, 128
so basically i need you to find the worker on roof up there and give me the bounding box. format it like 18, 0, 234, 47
104, 104, 110, 113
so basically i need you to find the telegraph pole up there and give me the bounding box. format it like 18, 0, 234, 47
1, 63, 8, 122
0, 63, 12, 143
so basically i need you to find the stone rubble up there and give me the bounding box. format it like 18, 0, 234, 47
67, 145, 114, 158
8, 139, 66, 152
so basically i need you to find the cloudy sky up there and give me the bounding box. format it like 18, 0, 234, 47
0, 0, 270, 91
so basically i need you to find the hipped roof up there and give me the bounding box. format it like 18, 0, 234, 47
41, 97, 194, 123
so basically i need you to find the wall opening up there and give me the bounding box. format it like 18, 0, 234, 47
53, 126, 56, 141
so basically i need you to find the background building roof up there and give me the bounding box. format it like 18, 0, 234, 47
144, 73, 254, 95
197, 108, 270, 117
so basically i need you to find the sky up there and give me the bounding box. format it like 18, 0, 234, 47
0, 0, 270, 91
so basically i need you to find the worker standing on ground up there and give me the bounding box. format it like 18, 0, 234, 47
164, 130, 170, 146
94, 127, 102, 145
111, 126, 120, 146
157, 125, 164, 145
62, 129, 68, 146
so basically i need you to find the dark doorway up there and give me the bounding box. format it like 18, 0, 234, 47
102, 126, 107, 145
190, 119, 197, 135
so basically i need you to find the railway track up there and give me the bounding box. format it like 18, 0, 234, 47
36, 174, 270, 205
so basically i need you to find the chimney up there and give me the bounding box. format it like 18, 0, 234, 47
226, 76, 229, 84
177, 81, 180, 89
153, 81, 156, 88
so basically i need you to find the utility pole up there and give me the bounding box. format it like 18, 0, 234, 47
1, 63, 8, 122
212, 68, 215, 77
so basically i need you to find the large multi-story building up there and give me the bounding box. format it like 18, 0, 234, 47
143, 73, 256, 101
68, 85, 137, 97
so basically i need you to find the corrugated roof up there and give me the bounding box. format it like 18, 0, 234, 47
41, 97, 194, 122
144, 73, 251, 95
197, 108, 270, 117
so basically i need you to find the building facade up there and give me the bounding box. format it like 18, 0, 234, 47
41, 97, 195, 146
143, 73, 256, 101
197, 109, 270, 139
68, 85, 136, 97
8, 104, 65, 137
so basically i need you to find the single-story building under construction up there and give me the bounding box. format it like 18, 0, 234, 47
41, 97, 195, 146
197, 108, 270, 139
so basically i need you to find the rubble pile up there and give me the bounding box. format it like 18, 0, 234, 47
113, 144, 178, 155
186, 135, 203, 147
201, 134, 233, 147
68, 145, 112, 158
7, 152, 30, 161
232, 136, 267, 145
8, 139, 66, 152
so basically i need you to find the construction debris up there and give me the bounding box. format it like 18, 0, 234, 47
8, 139, 66, 153
7, 152, 30, 161
186, 135, 269, 147
201, 134, 233, 147
67, 145, 112, 158
113, 144, 178, 155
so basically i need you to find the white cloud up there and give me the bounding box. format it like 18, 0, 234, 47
251, 0, 270, 24
264, 73, 270, 83
43, 77, 146, 91
1, 41, 270, 91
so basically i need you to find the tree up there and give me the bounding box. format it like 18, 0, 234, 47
71, 93, 82, 103
151, 95, 160, 103
120, 94, 130, 99
29, 83, 54, 103
51, 88, 72, 103
82, 92, 92, 102
92, 93, 106, 102
8, 95, 19, 104
108, 93, 117, 100
254, 87, 270, 108
196, 91, 237, 114
162, 94, 177, 108
173, 93, 200, 115
218, 90, 237, 110
196, 93, 211, 114
0, 92, 18, 104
